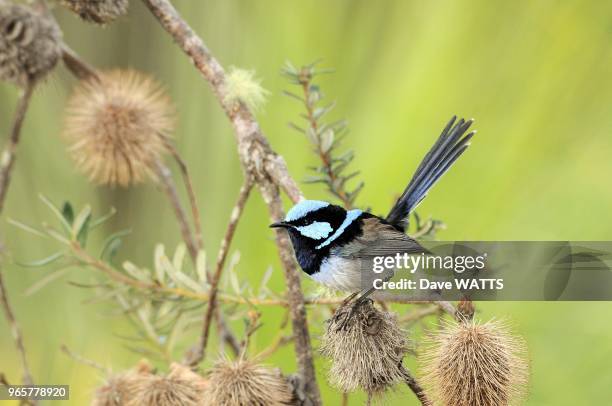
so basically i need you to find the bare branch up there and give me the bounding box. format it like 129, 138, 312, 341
400, 365, 432, 405
0, 268, 36, 393
153, 159, 199, 261
187, 179, 253, 366
158, 134, 204, 251
0, 81, 37, 402
0, 83, 35, 213
60, 344, 107, 374
61, 45, 100, 82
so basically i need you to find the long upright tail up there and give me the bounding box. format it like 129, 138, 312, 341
386, 116, 475, 231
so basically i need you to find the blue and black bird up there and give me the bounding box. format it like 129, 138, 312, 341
270, 116, 476, 299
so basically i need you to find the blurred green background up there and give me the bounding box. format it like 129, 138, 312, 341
1, 0, 612, 404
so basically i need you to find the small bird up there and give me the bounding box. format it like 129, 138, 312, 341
271, 116, 476, 300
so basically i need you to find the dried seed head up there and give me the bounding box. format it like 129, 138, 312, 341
91, 360, 153, 406
0, 3, 62, 86
127, 363, 207, 406
204, 358, 294, 406
92, 373, 139, 406
320, 301, 408, 394
223, 67, 269, 112
63, 69, 175, 187
62, 0, 129, 25
420, 319, 529, 406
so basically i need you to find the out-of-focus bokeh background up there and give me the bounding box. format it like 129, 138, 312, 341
1, 0, 612, 404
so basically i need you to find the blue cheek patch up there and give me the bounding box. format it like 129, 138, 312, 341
316, 209, 363, 249
285, 200, 330, 222
295, 221, 333, 240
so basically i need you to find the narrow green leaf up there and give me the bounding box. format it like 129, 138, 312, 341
8, 219, 47, 238
282, 90, 305, 103
320, 129, 335, 153
39, 194, 72, 233
196, 251, 207, 284
122, 261, 150, 281
17, 251, 64, 268
25, 269, 70, 296
172, 244, 186, 274
288, 122, 305, 134
303, 176, 328, 184
100, 229, 131, 261
90, 207, 117, 229
61, 202, 74, 225
313, 101, 336, 121
306, 127, 318, 144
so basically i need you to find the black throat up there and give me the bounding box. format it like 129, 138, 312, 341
287, 211, 372, 275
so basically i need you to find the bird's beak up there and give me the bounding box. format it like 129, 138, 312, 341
270, 221, 291, 229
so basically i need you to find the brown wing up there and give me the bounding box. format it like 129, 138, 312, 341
333, 217, 426, 258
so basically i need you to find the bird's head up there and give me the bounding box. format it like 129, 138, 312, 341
270, 200, 346, 246
270, 199, 364, 256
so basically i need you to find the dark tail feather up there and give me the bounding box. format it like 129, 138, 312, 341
386, 116, 476, 231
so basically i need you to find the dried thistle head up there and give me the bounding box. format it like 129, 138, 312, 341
0, 3, 62, 86
127, 363, 207, 406
63, 69, 175, 187
320, 301, 408, 394
223, 67, 269, 112
91, 359, 152, 406
420, 319, 529, 406
204, 357, 294, 406
62, 0, 129, 25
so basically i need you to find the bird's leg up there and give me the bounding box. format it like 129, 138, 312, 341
335, 296, 373, 332
341, 291, 359, 306
331, 291, 360, 326
335, 281, 386, 331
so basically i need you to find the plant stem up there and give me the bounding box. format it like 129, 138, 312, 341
0, 83, 34, 213
0, 269, 36, 395
61, 45, 100, 82
299, 78, 352, 209
158, 134, 204, 251
0, 82, 37, 403
187, 179, 252, 366
400, 365, 431, 405
153, 159, 199, 261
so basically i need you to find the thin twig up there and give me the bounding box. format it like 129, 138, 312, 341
60, 344, 107, 374
0, 83, 34, 213
341, 392, 349, 406
153, 159, 199, 261
299, 75, 352, 209
0, 269, 36, 390
399, 305, 442, 324
0, 81, 37, 403
400, 365, 431, 405
157, 134, 204, 251
187, 179, 253, 366
61, 45, 100, 82
255, 335, 293, 361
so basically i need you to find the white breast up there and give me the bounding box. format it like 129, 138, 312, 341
309, 256, 361, 292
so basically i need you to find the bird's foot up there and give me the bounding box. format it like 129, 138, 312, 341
334, 296, 373, 332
